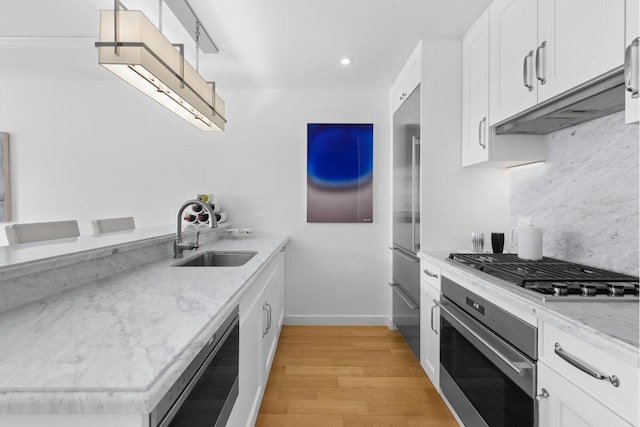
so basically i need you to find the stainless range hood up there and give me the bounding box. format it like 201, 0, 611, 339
495, 67, 625, 135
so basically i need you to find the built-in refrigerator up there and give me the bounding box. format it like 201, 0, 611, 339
390, 84, 421, 359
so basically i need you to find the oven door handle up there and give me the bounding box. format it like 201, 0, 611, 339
437, 300, 529, 377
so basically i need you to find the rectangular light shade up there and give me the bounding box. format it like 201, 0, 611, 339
96, 10, 226, 131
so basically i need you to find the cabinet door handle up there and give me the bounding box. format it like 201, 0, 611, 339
477, 117, 487, 149
535, 41, 547, 85
266, 302, 272, 333
523, 50, 534, 91
430, 299, 438, 335
262, 302, 270, 337
625, 37, 639, 99
423, 268, 438, 279
535, 388, 549, 401
554, 343, 620, 387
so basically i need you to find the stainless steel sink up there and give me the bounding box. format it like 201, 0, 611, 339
173, 251, 257, 267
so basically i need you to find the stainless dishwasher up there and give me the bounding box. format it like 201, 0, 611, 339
150, 306, 239, 427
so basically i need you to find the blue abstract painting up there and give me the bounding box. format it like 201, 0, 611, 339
307, 123, 373, 223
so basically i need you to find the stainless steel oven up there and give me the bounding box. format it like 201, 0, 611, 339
150, 306, 239, 427
438, 276, 538, 427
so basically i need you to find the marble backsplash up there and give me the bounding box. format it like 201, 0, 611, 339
510, 112, 639, 276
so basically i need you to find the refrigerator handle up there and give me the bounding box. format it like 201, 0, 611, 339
411, 137, 421, 252
389, 246, 419, 262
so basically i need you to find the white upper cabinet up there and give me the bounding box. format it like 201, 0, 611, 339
490, 0, 625, 125
489, 0, 539, 124
538, 0, 625, 102
391, 42, 422, 113
625, 0, 639, 124
462, 10, 546, 167
462, 12, 491, 166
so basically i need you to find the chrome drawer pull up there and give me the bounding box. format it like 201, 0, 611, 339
554, 343, 620, 387
423, 268, 439, 278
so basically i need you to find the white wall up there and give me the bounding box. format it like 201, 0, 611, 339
0, 45, 391, 323
420, 39, 510, 252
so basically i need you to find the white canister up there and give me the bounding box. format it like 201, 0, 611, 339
511, 225, 543, 260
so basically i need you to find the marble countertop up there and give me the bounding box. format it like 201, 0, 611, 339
419, 251, 639, 367
0, 232, 288, 415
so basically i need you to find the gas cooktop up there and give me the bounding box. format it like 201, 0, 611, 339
448, 253, 639, 302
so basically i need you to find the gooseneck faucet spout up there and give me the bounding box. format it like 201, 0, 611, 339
174, 199, 218, 259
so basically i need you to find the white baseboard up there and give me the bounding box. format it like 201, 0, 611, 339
285, 315, 391, 326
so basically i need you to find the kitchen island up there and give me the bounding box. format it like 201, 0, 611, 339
0, 226, 288, 426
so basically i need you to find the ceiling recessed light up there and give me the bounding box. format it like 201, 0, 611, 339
340, 58, 352, 65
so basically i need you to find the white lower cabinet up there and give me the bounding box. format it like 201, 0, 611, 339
229, 294, 265, 427
419, 258, 441, 387
227, 248, 286, 427
262, 248, 286, 377
537, 321, 638, 427
537, 362, 633, 427
419, 281, 440, 386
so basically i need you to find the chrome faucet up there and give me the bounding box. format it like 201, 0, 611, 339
174, 199, 218, 259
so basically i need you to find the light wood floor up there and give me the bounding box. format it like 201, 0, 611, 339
255, 325, 459, 427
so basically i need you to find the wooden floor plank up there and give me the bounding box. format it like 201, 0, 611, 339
337, 376, 434, 389
285, 366, 365, 377
287, 400, 368, 415
258, 325, 458, 426
315, 387, 438, 402
255, 414, 344, 427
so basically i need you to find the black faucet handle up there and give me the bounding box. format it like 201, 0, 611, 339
194, 231, 200, 250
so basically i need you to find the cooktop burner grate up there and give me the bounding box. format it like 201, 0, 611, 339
448, 253, 639, 286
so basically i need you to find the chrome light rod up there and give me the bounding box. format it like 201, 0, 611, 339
95, 6, 226, 131
164, 0, 219, 54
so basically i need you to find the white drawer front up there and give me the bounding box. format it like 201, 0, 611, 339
539, 322, 639, 425
420, 259, 441, 291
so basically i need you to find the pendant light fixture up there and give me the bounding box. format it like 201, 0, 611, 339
95, 1, 226, 131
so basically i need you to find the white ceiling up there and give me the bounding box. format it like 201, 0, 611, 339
0, 0, 492, 90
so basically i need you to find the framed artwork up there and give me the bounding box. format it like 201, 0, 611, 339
307, 123, 373, 223
0, 133, 10, 222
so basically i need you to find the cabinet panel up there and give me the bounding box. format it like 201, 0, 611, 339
490, 0, 538, 124
419, 281, 440, 386
391, 43, 422, 113
538, 0, 625, 102
228, 299, 263, 427
263, 250, 285, 378
538, 362, 633, 427
462, 12, 490, 166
